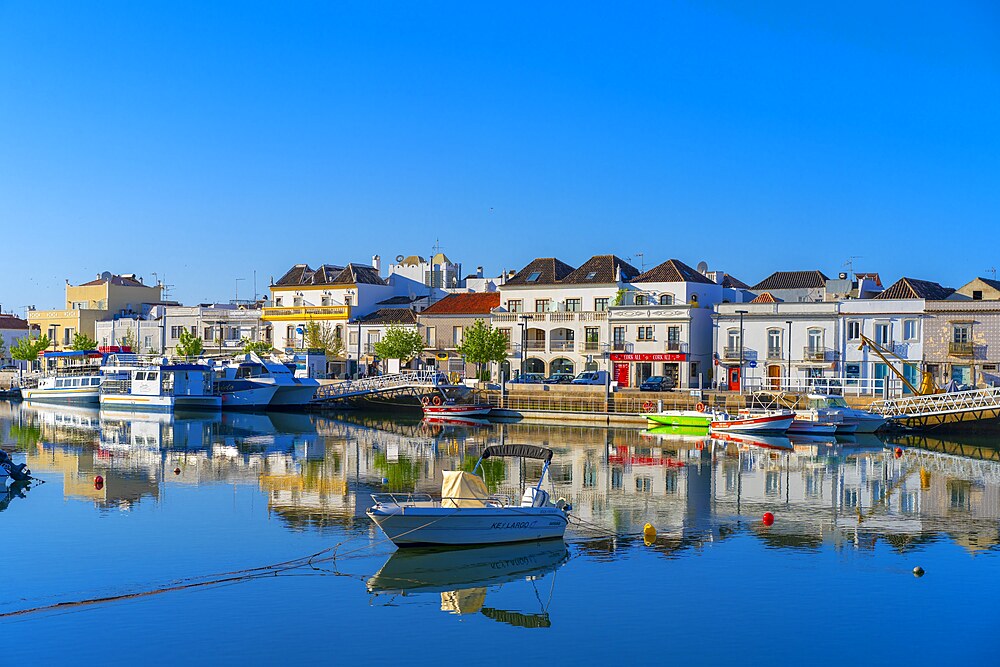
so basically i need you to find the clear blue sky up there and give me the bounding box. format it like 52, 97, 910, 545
1, 1, 998, 311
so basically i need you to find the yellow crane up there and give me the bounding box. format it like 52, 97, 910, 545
857, 334, 937, 395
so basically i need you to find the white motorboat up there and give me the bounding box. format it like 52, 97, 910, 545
421, 397, 492, 418
807, 394, 886, 433
367, 444, 570, 547
214, 353, 319, 407
100, 354, 221, 412
21, 350, 104, 405
787, 409, 840, 435
710, 409, 795, 434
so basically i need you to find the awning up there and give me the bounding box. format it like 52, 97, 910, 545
481, 444, 553, 463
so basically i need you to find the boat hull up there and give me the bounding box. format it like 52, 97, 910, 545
367, 506, 568, 547
711, 414, 794, 433
423, 405, 492, 417
217, 381, 279, 410
644, 411, 711, 428
100, 395, 222, 412
787, 421, 838, 435
22, 388, 100, 405
269, 384, 318, 407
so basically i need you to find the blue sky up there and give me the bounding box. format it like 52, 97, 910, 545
1, 1, 998, 311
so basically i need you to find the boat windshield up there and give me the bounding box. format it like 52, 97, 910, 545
811, 395, 849, 409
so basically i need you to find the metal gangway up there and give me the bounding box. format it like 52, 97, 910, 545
870, 386, 1000, 429
313, 370, 446, 402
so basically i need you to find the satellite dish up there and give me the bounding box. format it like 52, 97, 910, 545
696, 261, 709, 274
101, 271, 113, 281
395, 254, 405, 263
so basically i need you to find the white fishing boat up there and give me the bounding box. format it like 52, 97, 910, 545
367, 444, 570, 547
100, 354, 221, 412
213, 353, 319, 407
710, 409, 795, 434
21, 350, 104, 405
807, 394, 885, 433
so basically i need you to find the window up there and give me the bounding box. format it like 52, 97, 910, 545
321, 294, 332, 306
594, 298, 609, 312
585, 271, 598, 281
526, 271, 542, 282
190, 326, 197, 336
584, 327, 600, 348
286, 325, 296, 343
874, 323, 890, 345
659, 294, 673, 305
499, 328, 512, 347
274, 296, 283, 306
344, 295, 352, 307
807, 328, 823, 351
667, 326, 680, 344
953, 325, 970, 343
452, 326, 463, 346
635, 294, 647, 305
349, 331, 359, 346
204, 327, 214, 341
638, 326, 654, 340
767, 329, 782, 357
507, 299, 522, 313
845, 363, 861, 385
565, 298, 581, 312
973, 290, 983, 301
903, 319, 918, 341
63, 328, 74, 346
613, 326, 626, 345
424, 326, 436, 345
293, 295, 303, 306
170, 326, 185, 339
534, 299, 550, 313
727, 328, 740, 351
847, 321, 861, 340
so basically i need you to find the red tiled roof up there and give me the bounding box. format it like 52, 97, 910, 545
634, 259, 714, 285
0, 315, 28, 330
420, 292, 500, 315
751, 270, 829, 291
873, 277, 954, 300
79, 274, 148, 288
749, 292, 781, 304
357, 308, 417, 324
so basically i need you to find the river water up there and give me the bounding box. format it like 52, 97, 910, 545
1, 401, 998, 664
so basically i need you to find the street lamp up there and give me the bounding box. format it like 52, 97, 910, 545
785, 320, 793, 391
735, 310, 748, 395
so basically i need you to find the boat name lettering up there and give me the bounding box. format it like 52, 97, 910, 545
490, 521, 534, 530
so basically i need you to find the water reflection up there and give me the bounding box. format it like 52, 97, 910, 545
4, 400, 1000, 555
368, 539, 568, 626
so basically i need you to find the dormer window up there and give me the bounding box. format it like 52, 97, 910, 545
585, 271, 597, 280
526, 271, 542, 282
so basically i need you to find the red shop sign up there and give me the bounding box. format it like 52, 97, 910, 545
609, 353, 687, 362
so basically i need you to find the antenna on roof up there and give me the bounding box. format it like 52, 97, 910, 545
843, 256, 862, 278
987, 267, 997, 280
696, 261, 709, 274
634, 252, 645, 272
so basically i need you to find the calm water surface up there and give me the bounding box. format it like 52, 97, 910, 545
2, 401, 998, 665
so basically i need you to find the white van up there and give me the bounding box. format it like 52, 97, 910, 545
571, 370, 608, 385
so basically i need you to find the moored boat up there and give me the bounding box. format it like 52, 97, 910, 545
21, 350, 104, 405
212, 353, 319, 407
100, 354, 221, 412
643, 409, 712, 429
367, 444, 570, 547
421, 398, 492, 418
787, 409, 840, 435
710, 409, 794, 434
807, 394, 885, 433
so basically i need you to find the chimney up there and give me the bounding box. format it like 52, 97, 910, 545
372, 255, 381, 274
477, 266, 484, 278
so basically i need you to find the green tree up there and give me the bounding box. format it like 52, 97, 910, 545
0, 336, 6, 360
241, 337, 273, 356
373, 324, 424, 362
175, 328, 204, 358
70, 332, 99, 351
120, 327, 137, 352
10, 335, 50, 363
456, 319, 508, 380
304, 322, 345, 357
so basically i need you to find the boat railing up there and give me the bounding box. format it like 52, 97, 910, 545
370, 492, 512, 508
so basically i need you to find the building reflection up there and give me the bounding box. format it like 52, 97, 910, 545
8, 402, 1000, 555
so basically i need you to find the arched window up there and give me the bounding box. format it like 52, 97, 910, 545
635, 294, 647, 305
659, 294, 674, 305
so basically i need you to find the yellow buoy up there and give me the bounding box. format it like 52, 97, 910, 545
920, 467, 931, 490
643, 523, 656, 540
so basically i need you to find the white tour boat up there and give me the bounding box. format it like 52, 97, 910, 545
21, 350, 104, 405
367, 444, 570, 547
100, 354, 221, 412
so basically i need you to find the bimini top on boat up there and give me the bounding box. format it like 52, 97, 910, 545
367, 444, 569, 548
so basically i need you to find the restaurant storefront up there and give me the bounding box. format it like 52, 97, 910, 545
610, 352, 688, 388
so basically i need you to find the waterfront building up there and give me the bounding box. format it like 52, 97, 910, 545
416, 291, 501, 378
0, 312, 31, 363
388, 252, 463, 290
353, 308, 420, 373
28, 272, 164, 351
923, 277, 1000, 387
607, 259, 731, 388
494, 255, 638, 378
96, 304, 266, 356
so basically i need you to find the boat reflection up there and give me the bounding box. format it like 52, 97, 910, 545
367, 539, 569, 626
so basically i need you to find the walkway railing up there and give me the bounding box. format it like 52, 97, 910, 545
870, 386, 1000, 418
744, 375, 894, 397
314, 370, 443, 400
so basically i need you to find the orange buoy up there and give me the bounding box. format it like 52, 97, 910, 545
894, 447, 903, 458
696, 402, 706, 412
94, 475, 104, 489
762, 512, 774, 526
173, 467, 181, 475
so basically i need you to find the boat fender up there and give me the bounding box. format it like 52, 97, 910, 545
642, 401, 654, 412
421, 396, 430, 406
432, 395, 442, 406
696, 402, 706, 412
643, 523, 656, 545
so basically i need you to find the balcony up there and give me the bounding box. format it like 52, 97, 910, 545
581, 341, 602, 352
612, 342, 632, 353
949, 341, 975, 357
492, 311, 608, 324
524, 340, 546, 351
803, 346, 838, 362
766, 346, 783, 360
262, 305, 350, 321
665, 341, 689, 354
549, 340, 576, 352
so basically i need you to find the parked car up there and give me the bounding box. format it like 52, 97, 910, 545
639, 376, 674, 392
544, 372, 575, 384
572, 370, 609, 385
509, 373, 546, 384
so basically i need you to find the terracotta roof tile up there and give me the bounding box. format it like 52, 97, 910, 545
751, 270, 829, 291
873, 277, 954, 300
420, 292, 501, 315
79, 274, 148, 288
749, 292, 781, 304
505, 258, 576, 286
633, 259, 714, 285
721, 273, 750, 289
357, 308, 417, 324
561, 255, 639, 284
273, 263, 385, 287
0, 315, 28, 330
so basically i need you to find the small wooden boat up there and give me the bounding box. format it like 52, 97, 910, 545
367, 444, 569, 547
710, 409, 794, 434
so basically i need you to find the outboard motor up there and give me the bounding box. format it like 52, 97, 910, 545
0, 450, 31, 483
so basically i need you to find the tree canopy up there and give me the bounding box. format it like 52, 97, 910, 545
304, 321, 345, 357
70, 332, 99, 351
373, 325, 424, 362
456, 319, 508, 379
175, 328, 204, 358
241, 338, 273, 356
10, 335, 50, 362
